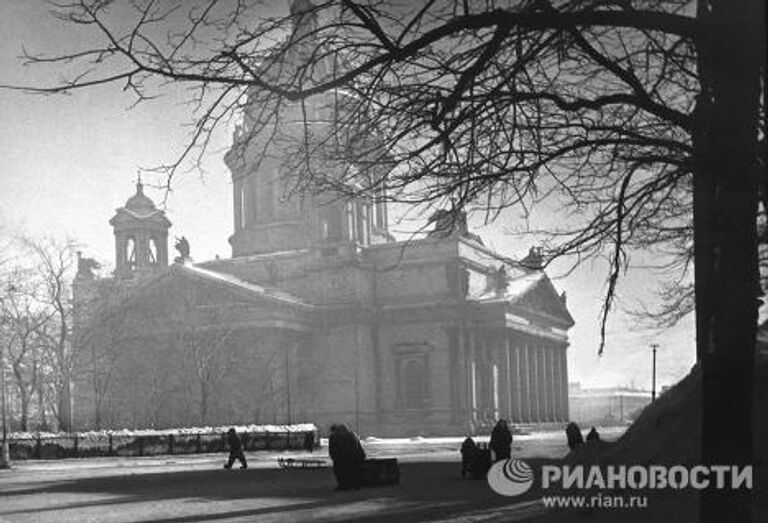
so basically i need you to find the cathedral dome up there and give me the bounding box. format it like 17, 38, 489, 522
125, 181, 156, 212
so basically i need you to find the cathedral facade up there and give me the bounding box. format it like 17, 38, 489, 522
72, 5, 574, 437
73, 173, 574, 436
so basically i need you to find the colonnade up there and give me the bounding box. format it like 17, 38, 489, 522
457, 329, 569, 426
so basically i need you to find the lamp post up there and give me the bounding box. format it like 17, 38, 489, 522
650, 343, 659, 402
1, 344, 10, 469
1, 282, 15, 469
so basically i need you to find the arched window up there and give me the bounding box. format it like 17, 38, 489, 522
356, 202, 370, 244
148, 237, 158, 264
126, 237, 137, 270
263, 176, 275, 220
393, 344, 432, 410
402, 359, 428, 408
239, 184, 248, 229
319, 205, 343, 241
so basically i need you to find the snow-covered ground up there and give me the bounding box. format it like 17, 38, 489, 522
359, 426, 626, 446
6, 427, 627, 473
0, 427, 631, 523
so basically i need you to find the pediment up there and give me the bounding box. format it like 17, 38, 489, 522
505, 272, 574, 328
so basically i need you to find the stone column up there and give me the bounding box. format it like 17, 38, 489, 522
557, 346, 567, 421
467, 330, 478, 426
518, 339, 530, 422
560, 348, 570, 421
537, 345, 548, 422
508, 336, 522, 423
486, 343, 496, 423
548, 347, 558, 422
553, 346, 563, 421
449, 327, 463, 423
498, 331, 511, 421
528, 344, 539, 423
543, 346, 551, 422
492, 352, 500, 421
486, 338, 497, 423
475, 336, 486, 423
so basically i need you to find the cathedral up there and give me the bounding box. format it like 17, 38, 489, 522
72, 177, 574, 436
71, 3, 575, 437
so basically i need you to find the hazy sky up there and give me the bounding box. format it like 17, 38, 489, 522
0, 1, 696, 390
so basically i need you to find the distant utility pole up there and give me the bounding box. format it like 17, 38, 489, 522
1, 355, 10, 469
1, 285, 12, 469
285, 346, 292, 425
650, 343, 659, 402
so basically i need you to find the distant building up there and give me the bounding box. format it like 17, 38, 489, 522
568, 383, 652, 425
71, 3, 574, 436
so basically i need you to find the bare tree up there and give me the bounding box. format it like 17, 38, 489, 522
0, 237, 80, 432
23, 238, 79, 432
5, 1, 765, 520
0, 273, 51, 431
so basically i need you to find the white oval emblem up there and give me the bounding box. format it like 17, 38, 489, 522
487, 458, 534, 497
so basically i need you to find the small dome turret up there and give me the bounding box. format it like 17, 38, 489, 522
110, 182, 171, 278
124, 181, 156, 213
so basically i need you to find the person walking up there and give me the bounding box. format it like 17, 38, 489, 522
489, 419, 513, 462
223, 428, 248, 469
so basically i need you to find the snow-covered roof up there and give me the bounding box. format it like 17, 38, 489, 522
173, 263, 313, 310
475, 270, 545, 302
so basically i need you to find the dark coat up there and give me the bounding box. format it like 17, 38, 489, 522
586, 426, 601, 443
227, 430, 243, 453
566, 422, 584, 450
329, 426, 366, 489
329, 428, 365, 466
490, 422, 513, 461
460, 437, 477, 459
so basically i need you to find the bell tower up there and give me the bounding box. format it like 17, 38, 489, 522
109, 181, 171, 278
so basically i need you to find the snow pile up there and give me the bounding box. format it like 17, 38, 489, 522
566, 365, 701, 466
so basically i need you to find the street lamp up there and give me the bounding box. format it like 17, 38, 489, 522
650, 343, 659, 402
1, 339, 10, 469
1, 283, 14, 469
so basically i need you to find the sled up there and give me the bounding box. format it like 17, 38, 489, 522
277, 457, 328, 469
360, 458, 400, 486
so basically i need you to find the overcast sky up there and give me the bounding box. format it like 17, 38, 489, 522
0, 1, 696, 390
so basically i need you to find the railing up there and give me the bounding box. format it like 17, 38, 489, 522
8, 429, 318, 461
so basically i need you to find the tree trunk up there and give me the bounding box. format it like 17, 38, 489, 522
17, 384, 29, 432
699, 2, 763, 522
200, 380, 208, 425
36, 380, 48, 431
57, 377, 72, 433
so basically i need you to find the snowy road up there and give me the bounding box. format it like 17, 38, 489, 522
0, 429, 624, 523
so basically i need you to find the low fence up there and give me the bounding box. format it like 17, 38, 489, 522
7, 427, 318, 461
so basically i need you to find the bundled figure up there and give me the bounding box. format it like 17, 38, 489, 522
304, 431, 316, 453
565, 422, 584, 451
460, 437, 478, 478
460, 437, 491, 479
489, 419, 513, 462
586, 426, 601, 443
223, 428, 248, 469
328, 424, 366, 490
